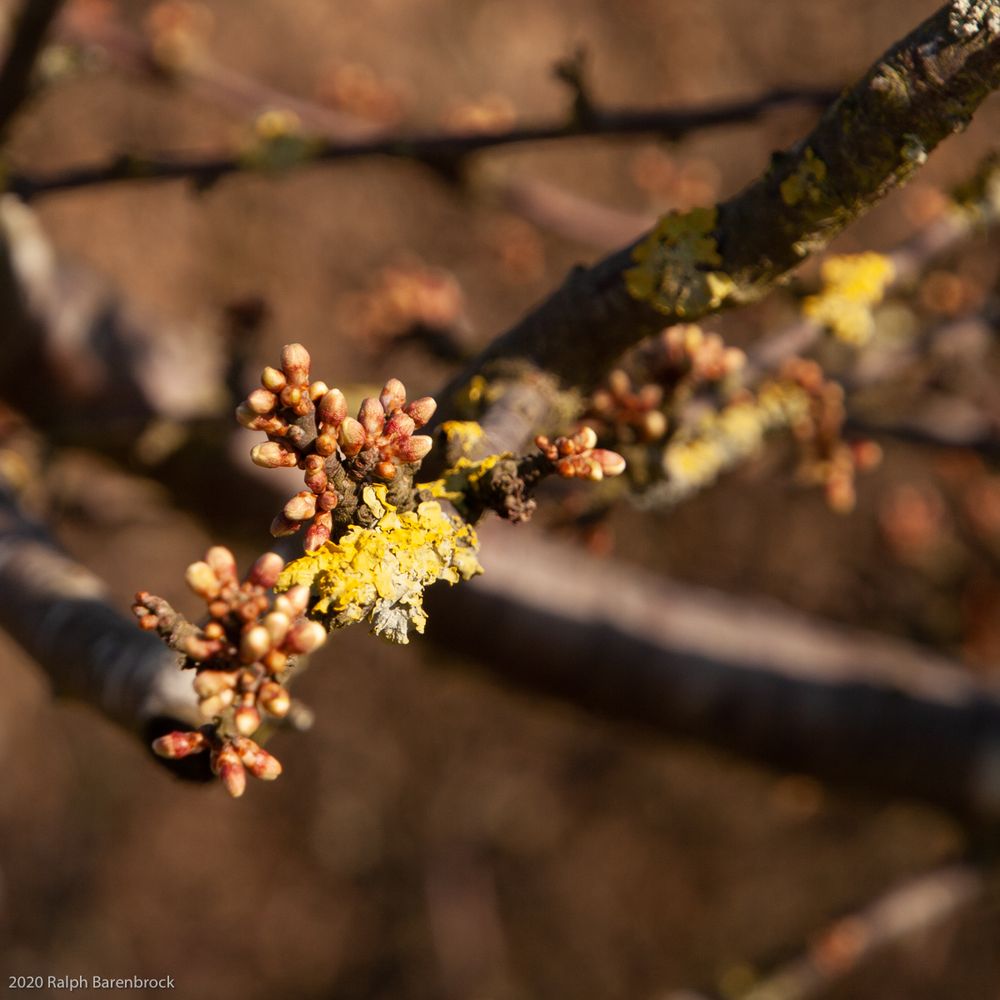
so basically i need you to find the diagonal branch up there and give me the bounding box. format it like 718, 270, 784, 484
429, 2, 1000, 461
0, 0, 65, 142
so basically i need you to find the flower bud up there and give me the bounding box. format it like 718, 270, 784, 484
248, 552, 285, 588
184, 561, 221, 600
317, 490, 338, 512
280, 343, 311, 386
152, 730, 208, 759
318, 388, 348, 428
178, 632, 217, 662
193, 670, 237, 698
593, 449, 627, 477
251, 441, 298, 469
384, 412, 415, 440
314, 433, 336, 458
263, 648, 288, 674
206, 546, 238, 584
235, 402, 260, 428
284, 491, 317, 522
275, 584, 310, 618
358, 397, 384, 438
246, 388, 277, 415
404, 396, 436, 427
262, 611, 290, 645
211, 745, 247, 798
234, 703, 261, 736
304, 511, 332, 552
309, 380, 330, 401
285, 619, 327, 654
258, 680, 291, 717
396, 434, 433, 463
375, 460, 397, 480
240, 625, 272, 664
199, 688, 236, 717
338, 417, 365, 457
280, 384, 303, 409
261, 366, 286, 392
270, 512, 302, 537
576, 426, 598, 450
379, 378, 406, 415
233, 737, 282, 780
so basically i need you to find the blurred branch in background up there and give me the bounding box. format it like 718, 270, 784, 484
0, 0, 64, 141
669, 865, 984, 1000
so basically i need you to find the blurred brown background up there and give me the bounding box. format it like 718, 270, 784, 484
3, 1, 1000, 998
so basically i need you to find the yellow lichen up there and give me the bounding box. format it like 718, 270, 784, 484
779, 147, 827, 207
420, 453, 510, 515
802, 252, 895, 346
276, 485, 482, 644
624, 206, 735, 317
439, 420, 487, 458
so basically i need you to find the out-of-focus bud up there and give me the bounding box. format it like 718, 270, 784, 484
184, 560, 221, 599
285, 619, 327, 654
206, 546, 238, 584
379, 378, 406, 415
318, 388, 348, 428
236, 402, 260, 429
358, 397, 385, 438
240, 625, 272, 664
280, 343, 311, 386
270, 512, 302, 537
405, 396, 436, 427
178, 632, 217, 662
248, 552, 284, 588
152, 730, 208, 759
396, 435, 433, 463
338, 417, 366, 457
593, 449, 627, 477
246, 388, 277, 415
212, 744, 247, 798
384, 412, 415, 440
193, 670, 237, 698
234, 704, 261, 737
576, 426, 598, 450
274, 585, 310, 618
284, 491, 317, 522
262, 611, 290, 645
261, 366, 287, 392
251, 442, 298, 469
258, 680, 291, 717
199, 688, 236, 717
263, 648, 288, 674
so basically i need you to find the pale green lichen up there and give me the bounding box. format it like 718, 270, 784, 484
779, 147, 827, 207
624, 206, 735, 317
802, 252, 895, 346
276, 485, 482, 644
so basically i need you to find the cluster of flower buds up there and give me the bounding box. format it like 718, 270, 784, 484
239, 344, 439, 551
640, 324, 746, 387
780, 358, 881, 513
311, 377, 436, 484
587, 369, 668, 444
534, 426, 627, 482
133, 545, 327, 796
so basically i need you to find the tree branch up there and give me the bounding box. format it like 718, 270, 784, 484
4, 87, 838, 201
429, 3, 1000, 460
0, 0, 65, 142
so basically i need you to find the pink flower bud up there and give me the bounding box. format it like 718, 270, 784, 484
395, 435, 433, 463
379, 378, 406, 415
317, 490, 338, 512
199, 688, 235, 717
285, 619, 327, 654
358, 397, 384, 439
375, 460, 397, 480
211, 745, 247, 797
383, 412, 415, 440
248, 552, 285, 588
258, 681, 291, 718
338, 417, 365, 457
404, 396, 437, 427
309, 380, 330, 402
233, 737, 282, 780
251, 441, 298, 469
152, 730, 208, 759
240, 625, 272, 664
184, 561, 221, 600
270, 513, 302, 537
261, 366, 286, 392
280, 343, 311, 386
234, 704, 261, 737
283, 491, 317, 522
304, 511, 332, 552
274, 585, 310, 618
318, 388, 348, 429
205, 546, 238, 583
314, 433, 336, 458
592, 449, 626, 477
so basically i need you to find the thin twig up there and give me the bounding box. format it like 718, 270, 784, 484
5, 88, 839, 201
